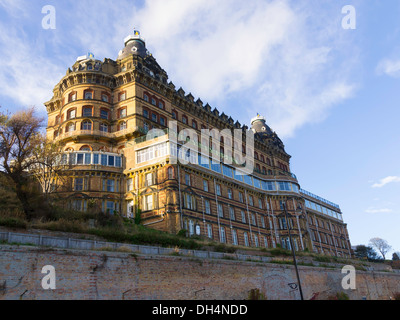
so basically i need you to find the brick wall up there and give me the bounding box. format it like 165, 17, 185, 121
1, 245, 399, 300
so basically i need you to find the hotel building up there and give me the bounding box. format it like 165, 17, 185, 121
45, 30, 352, 257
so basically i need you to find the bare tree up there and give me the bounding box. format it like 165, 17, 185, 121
369, 238, 392, 260
0, 107, 44, 219
29, 134, 69, 202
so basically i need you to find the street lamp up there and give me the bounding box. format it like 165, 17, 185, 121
282, 200, 304, 301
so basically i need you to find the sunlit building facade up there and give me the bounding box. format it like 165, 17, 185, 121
45, 30, 352, 257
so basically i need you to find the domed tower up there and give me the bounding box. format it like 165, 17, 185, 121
117, 29, 147, 60
250, 114, 273, 136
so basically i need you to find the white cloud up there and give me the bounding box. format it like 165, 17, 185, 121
365, 208, 393, 214
376, 58, 400, 78
372, 176, 400, 188
132, 0, 357, 138
0, 0, 358, 137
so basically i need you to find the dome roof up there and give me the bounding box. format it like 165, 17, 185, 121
251, 114, 273, 135
117, 30, 147, 60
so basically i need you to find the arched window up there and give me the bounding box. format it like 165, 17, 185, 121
65, 147, 74, 152
81, 121, 92, 131
84, 89, 93, 100
167, 167, 174, 180
80, 145, 91, 151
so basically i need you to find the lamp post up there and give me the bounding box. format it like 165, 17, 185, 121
282, 200, 304, 301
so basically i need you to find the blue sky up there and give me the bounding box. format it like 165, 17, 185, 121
0, 0, 399, 256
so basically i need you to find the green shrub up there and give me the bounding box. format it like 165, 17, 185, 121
0, 217, 27, 229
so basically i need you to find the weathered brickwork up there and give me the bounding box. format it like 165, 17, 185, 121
1, 246, 399, 300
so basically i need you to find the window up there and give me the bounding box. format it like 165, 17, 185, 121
185, 173, 191, 186
67, 109, 76, 120
145, 173, 153, 186
229, 207, 235, 221
127, 178, 133, 192
252, 235, 260, 248
258, 198, 263, 209
218, 204, 223, 217
251, 214, 257, 226
69, 92, 77, 102
207, 224, 213, 239
119, 121, 127, 131
119, 92, 126, 101
74, 178, 84, 191
239, 192, 244, 203
144, 194, 153, 211
144, 93, 149, 102
143, 109, 149, 119
100, 109, 109, 120
119, 108, 127, 118
172, 110, 177, 120
216, 184, 221, 196
227, 188, 233, 199
220, 227, 226, 243
160, 117, 166, 126
249, 195, 254, 206
158, 101, 164, 109
167, 167, 174, 180
107, 179, 115, 192
82, 121, 92, 131
101, 94, 109, 102
182, 115, 188, 125
204, 200, 211, 214
151, 113, 157, 122
185, 194, 195, 210
67, 123, 75, 132
84, 91, 93, 100
203, 180, 208, 192
192, 120, 197, 129
244, 232, 249, 247
189, 220, 194, 236
232, 229, 238, 246
261, 216, 266, 228
241, 210, 246, 223
151, 97, 156, 106
100, 123, 108, 133
82, 106, 93, 117
106, 201, 115, 214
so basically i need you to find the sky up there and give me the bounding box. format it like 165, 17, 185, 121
0, 0, 399, 257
